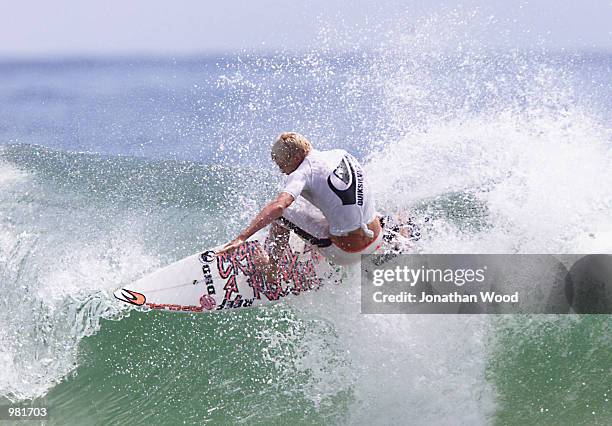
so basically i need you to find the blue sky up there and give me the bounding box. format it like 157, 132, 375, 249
1, 0, 611, 57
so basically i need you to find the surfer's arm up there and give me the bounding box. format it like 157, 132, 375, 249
218, 192, 294, 253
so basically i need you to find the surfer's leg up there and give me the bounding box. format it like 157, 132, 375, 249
275, 196, 334, 249
265, 222, 290, 259
279, 199, 390, 266
256, 222, 290, 282
280, 197, 330, 239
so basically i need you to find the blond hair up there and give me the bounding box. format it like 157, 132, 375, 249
271, 132, 312, 166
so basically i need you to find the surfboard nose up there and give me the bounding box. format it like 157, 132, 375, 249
114, 288, 146, 306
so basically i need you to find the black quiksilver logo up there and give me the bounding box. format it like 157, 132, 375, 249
327, 155, 364, 206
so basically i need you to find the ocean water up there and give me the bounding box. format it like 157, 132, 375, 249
1, 11, 612, 426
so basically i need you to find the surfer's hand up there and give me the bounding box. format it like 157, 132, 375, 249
218, 237, 245, 254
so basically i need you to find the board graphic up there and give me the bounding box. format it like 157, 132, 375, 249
113, 233, 343, 313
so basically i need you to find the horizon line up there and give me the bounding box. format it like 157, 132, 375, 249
1, 46, 612, 64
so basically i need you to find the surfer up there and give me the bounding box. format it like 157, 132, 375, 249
218, 132, 384, 272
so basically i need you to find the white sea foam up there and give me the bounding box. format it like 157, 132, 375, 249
0, 155, 27, 187
0, 165, 161, 402
276, 9, 612, 424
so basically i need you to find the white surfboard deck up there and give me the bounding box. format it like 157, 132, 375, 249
113, 232, 344, 313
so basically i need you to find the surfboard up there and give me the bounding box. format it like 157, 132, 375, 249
113, 232, 344, 313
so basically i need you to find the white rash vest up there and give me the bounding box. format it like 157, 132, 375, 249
281, 149, 377, 237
